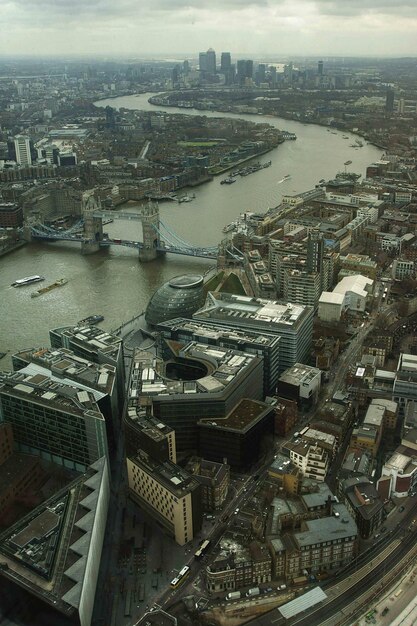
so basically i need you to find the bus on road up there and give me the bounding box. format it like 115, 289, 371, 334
170, 565, 190, 589
194, 539, 211, 559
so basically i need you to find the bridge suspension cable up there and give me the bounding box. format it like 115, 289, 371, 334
157, 220, 218, 252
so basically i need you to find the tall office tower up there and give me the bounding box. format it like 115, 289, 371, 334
183, 59, 190, 75
307, 230, 324, 276
236, 59, 253, 85
14, 135, 32, 166
269, 65, 277, 86
236, 59, 246, 84
257, 63, 266, 85
206, 48, 216, 75
199, 52, 207, 73
385, 88, 395, 114
220, 52, 231, 72
318, 60, 324, 76
245, 59, 254, 80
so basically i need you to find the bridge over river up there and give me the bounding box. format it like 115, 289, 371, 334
25, 195, 242, 263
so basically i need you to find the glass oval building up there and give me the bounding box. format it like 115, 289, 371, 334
145, 274, 205, 327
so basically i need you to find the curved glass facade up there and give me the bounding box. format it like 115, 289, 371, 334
145, 274, 205, 327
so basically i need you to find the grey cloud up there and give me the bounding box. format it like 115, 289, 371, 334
315, 0, 417, 16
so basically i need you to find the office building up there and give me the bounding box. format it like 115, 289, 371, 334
194, 293, 314, 373
206, 48, 216, 75
277, 364, 322, 408
236, 59, 253, 85
0, 370, 108, 472
127, 450, 202, 545
318, 60, 324, 76
125, 342, 263, 458
157, 317, 281, 395
14, 135, 32, 166
49, 324, 125, 411
198, 398, 275, 471
12, 346, 120, 450
199, 52, 207, 73
385, 88, 395, 113
145, 274, 205, 327
220, 52, 231, 72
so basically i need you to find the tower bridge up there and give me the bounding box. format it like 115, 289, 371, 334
25, 194, 235, 262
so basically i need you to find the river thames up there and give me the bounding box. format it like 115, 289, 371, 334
0, 93, 382, 367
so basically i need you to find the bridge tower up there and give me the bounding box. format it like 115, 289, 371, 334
139, 201, 161, 262
81, 192, 103, 254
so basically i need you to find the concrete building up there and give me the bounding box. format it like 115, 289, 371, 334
378, 431, 417, 499
277, 363, 322, 408
318, 291, 345, 322
14, 135, 32, 166
194, 293, 314, 373
285, 440, 330, 482
127, 450, 202, 545
157, 317, 281, 396
319, 274, 373, 320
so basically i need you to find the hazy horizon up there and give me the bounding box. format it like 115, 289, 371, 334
1, 0, 417, 58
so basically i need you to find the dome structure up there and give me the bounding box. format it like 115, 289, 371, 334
145, 274, 205, 327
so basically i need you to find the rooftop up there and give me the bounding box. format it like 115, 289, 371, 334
198, 398, 272, 433
195, 292, 313, 331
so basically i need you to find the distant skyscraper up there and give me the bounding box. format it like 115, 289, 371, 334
221, 52, 231, 72
257, 64, 266, 85
236, 59, 253, 85
206, 48, 216, 75
14, 135, 32, 166
385, 88, 395, 114
318, 60, 324, 76
199, 52, 207, 73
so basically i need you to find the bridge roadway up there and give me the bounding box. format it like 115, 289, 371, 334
247, 501, 417, 626
29, 229, 218, 259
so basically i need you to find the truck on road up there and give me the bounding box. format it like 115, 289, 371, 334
247, 587, 260, 597
226, 591, 241, 600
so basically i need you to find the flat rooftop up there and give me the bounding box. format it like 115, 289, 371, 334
198, 398, 272, 433
13, 347, 116, 395
195, 292, 313, 331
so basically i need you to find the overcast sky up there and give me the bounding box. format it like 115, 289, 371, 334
1, 0, 417, 58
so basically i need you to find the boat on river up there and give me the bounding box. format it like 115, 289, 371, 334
78, 314, 104, 325
12, 275, 44, 287
31, 278, 68, 298
220, 177, 236, 184
178, 193, 196, 203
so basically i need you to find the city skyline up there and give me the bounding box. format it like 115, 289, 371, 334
1, 0, 417, 58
